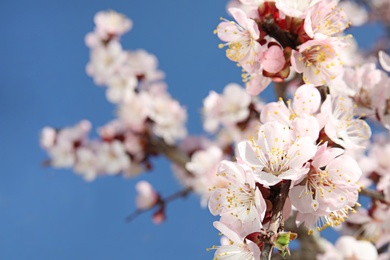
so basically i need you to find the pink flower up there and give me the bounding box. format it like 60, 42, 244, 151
347, 203, 390, 246
210, 221, 261, 260
86, 41, 127, 86
106, 73, 137, 103
304, 0, 350, 38
291, 38, 344, 86
339, 0, 368, 27
237, 121, 317, 186
331, 63, 389, 124
147, 87, 187, 144
290, 143, 362, 231
244, 68, 272, 96
260, 44, 286, 74
275, 0, 320, 19
317, 236, 378, 260
40, 127, 57, 149
94, 10, 132, 40
96, 140, 131, 175
184, 146, 227, 204
202, 83, 252, 133
126, 49, 165, 85
208, 161, 266, 237
260, 84, 321, 140
117, 92, 150, 131
379, 50, 390, 72
217, 8, 262, 66
319, 95, 372, 150
135, 181, 159, 210
74, 147, 98, 181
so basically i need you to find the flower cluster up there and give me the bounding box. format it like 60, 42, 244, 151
41, 10, 187, 181
217, 0, 351, 95
207, 82, 371, 258
39, 3, 390, 259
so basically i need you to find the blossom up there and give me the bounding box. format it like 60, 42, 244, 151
260, 84, 321, 140
291, 38, 344, 86
172, 140, 227, 207
330, 63, 390, 125
74, 147, 98, 181
94, 10, 133, 40
86, 40, 127, 85
317, 236, 378, 260
339, 0, 368, 27
117, 92, 150, 131
209, 221, 261, 260
216, 8, 262, 66
237, 121, 317, 186
244, 69, 272, 96
106, 73, 138, 103
290, 143, 362, 231
275, 0, 320, 19
346, 203, 390, 246
40, 127, 57, 149
304, 0, 350, 38
208, 160, 266, 237
147, 86, 187, 144
319, 95, 371, 150
379, 50, 390, 72
126, 49, 165, 85
96, 140, 131, 175
135, 181, 159, 210
41, 120, 92, 168
203, 83, 252, 133
260, 44, 286, 74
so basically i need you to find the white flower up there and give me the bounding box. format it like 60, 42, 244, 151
275, 0, 320, 19
74, 147, 98, 181
203, 83, 252, 133
210, 221, 261, 260
86, 41, 126, 85
209, 161, 266, 237
320, 95, 371, 150
318, 236, 378, 260
217, 8, 262, 65
238, 121, 317, 186
94, 10, 132, 39
96, 141, 131, 174
291, 38, 344, 86
135, 181, 159, 210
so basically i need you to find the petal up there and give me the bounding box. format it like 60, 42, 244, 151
237, 141, 265, 169
260, 101, 290, 125
293, 84, 321, 115
379, 50, 390, 72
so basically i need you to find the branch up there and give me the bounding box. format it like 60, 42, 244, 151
148, 136, 191, 170
261, 180, 291, 260
274, 82, 287, 101
360, 188, 390, 204
125, 187, 192, 222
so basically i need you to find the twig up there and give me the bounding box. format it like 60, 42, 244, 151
261, 180, 291, 260
360, 188, 390, 204
148, 136, 192, 171
125, 187, 192, 222
274, 82, 287, 101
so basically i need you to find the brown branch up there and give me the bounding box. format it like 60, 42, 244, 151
274, 82, 287, 101
148, 136, 191, 170
360, 188, 390, 204
261, 180, 291, 260
125, 187, 192, 222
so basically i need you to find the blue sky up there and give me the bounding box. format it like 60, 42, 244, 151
0, 0, 384, 259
